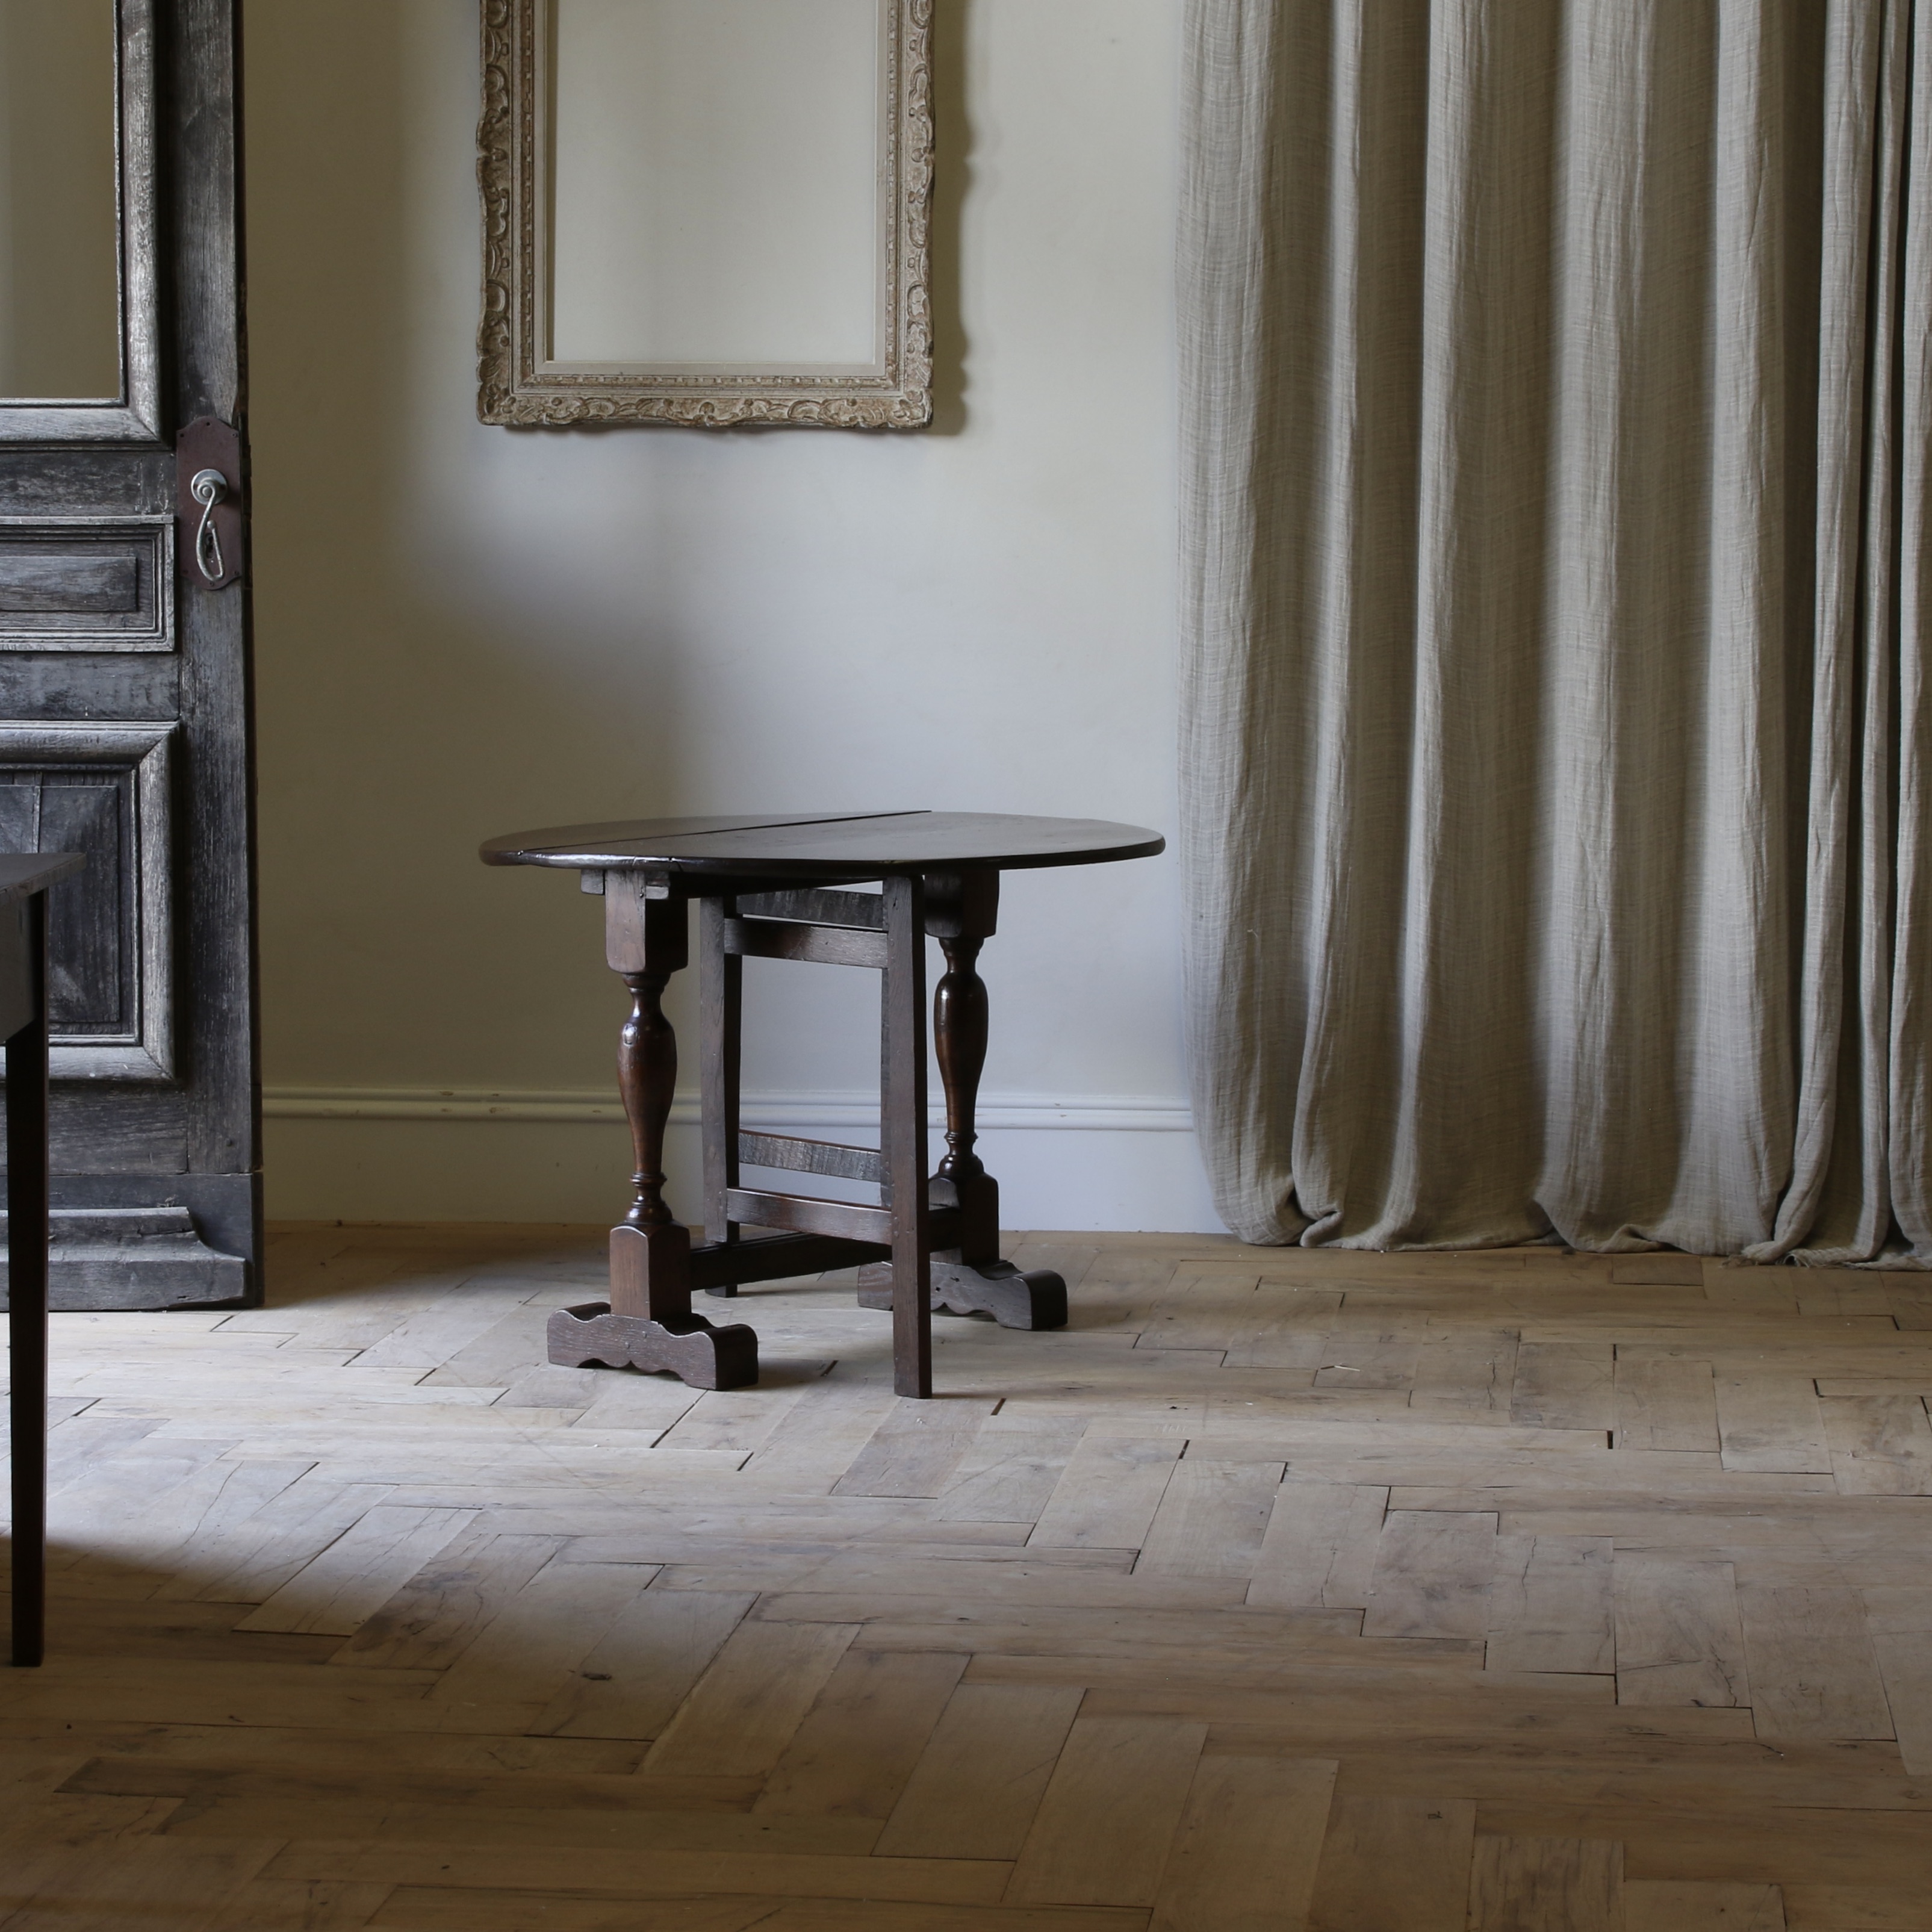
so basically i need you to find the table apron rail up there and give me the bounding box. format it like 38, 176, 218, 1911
722, 917, 887, 970
738, 1130, 885, 1187
726, 1186, 959, 1248
686, 1230, 889, 1293
736, 888, 886, 930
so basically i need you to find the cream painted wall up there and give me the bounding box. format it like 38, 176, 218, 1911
245, 0, 1221, 1233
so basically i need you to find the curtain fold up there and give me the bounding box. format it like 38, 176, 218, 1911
1180, 0, 1932, 1259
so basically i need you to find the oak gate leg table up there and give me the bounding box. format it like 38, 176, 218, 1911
482, 813, 1163, 1399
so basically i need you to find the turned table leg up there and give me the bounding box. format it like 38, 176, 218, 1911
547, 879, 757, 1390
859, 869, 1067, 1334
936, 928, 998, 1264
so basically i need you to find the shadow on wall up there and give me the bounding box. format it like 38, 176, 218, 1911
247, 0, 980, 1097
249, 0, 695, 1102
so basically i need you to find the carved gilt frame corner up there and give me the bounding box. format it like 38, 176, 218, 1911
477, 0, 933, 430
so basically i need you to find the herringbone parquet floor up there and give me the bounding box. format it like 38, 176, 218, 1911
5, 1225, 1932, 1930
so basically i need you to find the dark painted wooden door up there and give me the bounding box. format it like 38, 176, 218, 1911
0, 0, 258, 1307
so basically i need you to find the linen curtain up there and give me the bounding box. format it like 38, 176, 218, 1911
1180, 0, 1932, 1260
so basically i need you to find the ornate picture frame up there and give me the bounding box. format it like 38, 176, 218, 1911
477, 0, 933, 430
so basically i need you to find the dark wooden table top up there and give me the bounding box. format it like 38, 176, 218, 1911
481, 812, 1165, 878
0, 854, 83, 905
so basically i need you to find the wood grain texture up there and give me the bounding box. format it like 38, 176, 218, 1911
1617, 1357, 1721, 1452
754, 1648, 966, 1818
1486, 1534, 1615, 1675
1862, 1587, 1932, 1775
1467, 1834, 1623, 1932
1004, 1714, 1207, 1907
1822, 1397, 1932, 1494
1136, 1458, 1282, 1577
1715, 1374, 1831, 1474
834, 1399, 999, 1499
1778, 1886, 1913, 1928
874, 1683, 1085, 1861
1615, 1558, 1750, 1707
533, 1588, 753, 1740
931, 1415, 1087, 1523
1734, 1585, 1893, 1740
639, 1619, 860, 1777
1306, 1795, 1476, 1932
1361, 1510, 1498, 1638
1248, 1482, 1388, 1609
1029, 1436, 1182, 1550
1624, 1880, 1787, 1930
234, 1508, 479, 1636
17, 1228, 1932, 1928
1151, 1753, 1337, 1932
328, 1529, 564, 1668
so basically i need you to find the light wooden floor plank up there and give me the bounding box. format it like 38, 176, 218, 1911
16, 1226, 1932, 1931
1361, 1509, 1498, 1638
1822, 1397, 1932, 1495
1030, 1436, 1183, 1550
753, 1648, 966, 1818
426, 1559, 661, 1719
1734, 1585, 1894, 1741
1136, 1458, 1282, 1577
1467, 1834, 1623, 1932
1614, 1557, 1750, 1707
329, 1529, 565, 1670
1305, 1795, 1476, 1932
1715, 1374, 1831, 1475
930, 1414, 1087, 1524
1150, 1752, 1336, 1932
1617, 1357, 1721, 1453
875, 1683, 1086, 1861
234, 1507, 480, 1636
1247, 1482, 1388, 1609
1857, 1586, 1932, 1774
531, 1586, 754, 1741
1623, 1880, 1786, 1930
1005, 1715, 1207, 1908
1486, 1533, 1615, 1675
1512, 1342, 1616, 1432
638, 1618, 860, 1777
833, 1399, 1001, 1499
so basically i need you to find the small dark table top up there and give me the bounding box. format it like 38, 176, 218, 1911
0, 854, 83, 905
482, 812, 1165, 878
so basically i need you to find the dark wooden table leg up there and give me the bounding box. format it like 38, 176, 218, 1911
935, 922, 999, 1261
860, 870, 1066, 1332
8, 892, 48, 1668
882, 874, 932, 1398
547, 881, 757, 1390
699, 895, 741, 1297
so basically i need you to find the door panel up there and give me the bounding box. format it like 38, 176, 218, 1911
0, 0, 258, 1309
0, 723, 173, 1076
0, 519, 175, 648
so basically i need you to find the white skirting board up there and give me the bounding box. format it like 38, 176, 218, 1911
261, 1089, 1226, 1233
